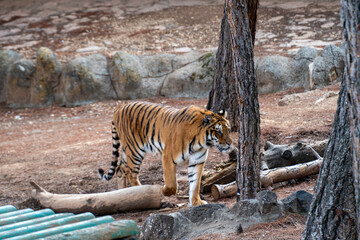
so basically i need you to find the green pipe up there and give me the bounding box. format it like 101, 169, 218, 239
44, 220, 140, 240
1, 212, 96, 239
8, 215, 114, 240
0, 209, 33, 219
0, 205, 17, 214
0, 213, 73, 232
0, 209, 54, 226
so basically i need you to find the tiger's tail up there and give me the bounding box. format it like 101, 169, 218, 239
98, 121, 121, 181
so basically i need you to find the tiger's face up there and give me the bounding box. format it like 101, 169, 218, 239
202, 110, 232, 152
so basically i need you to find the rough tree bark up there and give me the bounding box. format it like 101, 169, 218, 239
342, 0, 360, 232
225, 0, 260, 200
302, 0, 359, 238
207, 0, 258, 131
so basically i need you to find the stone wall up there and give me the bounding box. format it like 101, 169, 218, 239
0, 44, 344, 108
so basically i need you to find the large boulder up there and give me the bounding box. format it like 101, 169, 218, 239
140, 203, 233, 240
110, 51, 215, 99
0, 50, 22, 103
256, 55, 294, 94
160, 51, 215, 98
109, 51, 145, 100
6, 59, 35, 108
110, 52, 178, 100
311, 44, 345, 89
140, 212, 191, 240
292, 46, 319, 90
31, 47, 61, 106
57, 54, 116, 107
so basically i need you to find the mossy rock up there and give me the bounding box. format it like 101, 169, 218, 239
160, 52, 215, 98
6, 59, 35, 108
58, 54, 115, 107
32, 47, 62, 106
0, 50, 22, 103
110, 51, 143, 99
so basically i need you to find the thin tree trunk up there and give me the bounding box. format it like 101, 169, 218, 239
207, 10, 235, 128
225, 0, 260, 200
207, 0, 258, 131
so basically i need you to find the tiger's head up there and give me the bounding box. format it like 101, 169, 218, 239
201, 110, 232, 152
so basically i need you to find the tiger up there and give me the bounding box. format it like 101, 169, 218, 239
98, 101, 233, 206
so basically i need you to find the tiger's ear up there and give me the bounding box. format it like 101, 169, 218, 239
202, 115, 212, 126
218, 109, 227, 118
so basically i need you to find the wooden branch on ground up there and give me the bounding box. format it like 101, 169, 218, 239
30, 181, 162, 215
202, 139, 327, 194
260, 158, 323, 187
207, 142, 325, 199
211, 181, 237, 200
211, 158, 323, 199
261, 139, 327, 170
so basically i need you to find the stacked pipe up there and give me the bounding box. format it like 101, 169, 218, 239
0, 205, 139, 239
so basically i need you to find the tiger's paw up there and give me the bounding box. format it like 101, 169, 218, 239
161, 185, 177, 196
191, 199, 208, 207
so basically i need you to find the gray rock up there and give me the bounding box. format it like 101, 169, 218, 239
231, 199, 260, 218
32, 47, 61, 106
278, 93, 302, 106
172, 50, 208, 70
140, 212, 191, 240
0, 50, 22, 103
110, 51, 148, 99
160, 51, 215, 98
256, 55, 293, 94
311, 44, 345, 89
140, 203, 234, 240
256, 190, 278, 215
140, 53, 175, 78
6, 59, 35, 108
57, 54, 115, 107
180, 203, 229, 224
256, 191, 285, 222
281, 190, 313, 215
292, 47, 318, 90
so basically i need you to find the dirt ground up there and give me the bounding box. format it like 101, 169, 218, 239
0, 0, 343, 239
0, 83, 339, 239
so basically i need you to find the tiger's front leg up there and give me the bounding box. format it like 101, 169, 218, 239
188, 149, 208, 206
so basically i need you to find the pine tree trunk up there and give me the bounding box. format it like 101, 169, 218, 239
225, 0, 260, 200
302, 78, 357, 240
342, 0, 360, 232
302, 0, 359, 238
207, 0, 258, 131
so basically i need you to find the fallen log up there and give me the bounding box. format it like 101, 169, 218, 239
260, 158, 323, 187
261, 139, 327, 170
202, 139, 327, 193
211, 181, 236, 200
210, 158, 323, 199
30, 181, 162, 215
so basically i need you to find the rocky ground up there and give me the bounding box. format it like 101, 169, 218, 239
0, 0, 343, 239
0, 0, 342, 62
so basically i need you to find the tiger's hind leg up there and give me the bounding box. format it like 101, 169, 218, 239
115, 160, 127, 189
123, 149, 142, 187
